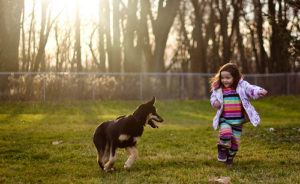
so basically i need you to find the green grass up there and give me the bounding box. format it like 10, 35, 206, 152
0, 96, 299, 184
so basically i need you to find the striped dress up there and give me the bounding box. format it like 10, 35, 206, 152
220, 88, 244, 125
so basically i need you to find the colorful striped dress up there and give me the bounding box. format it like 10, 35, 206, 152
220, 88, 244, 125
218, 88, 244, 153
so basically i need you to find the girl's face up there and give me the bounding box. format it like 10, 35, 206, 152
220, 71, 234, 88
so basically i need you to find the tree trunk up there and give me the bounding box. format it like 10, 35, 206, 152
268, 0, 279, 73
234, 1, 248, 73
33, 0, 48, 72
152, 0, 181, 72
253, 0, 267, 73
0, 0, 23, 72
111, 0, 121, 72
268, 0, 291, 73
139, 0, 154, 72
218, 0, 230, 64
55, 24, 60, 72
207, 1, 220, 73
124, 0, 140, 72
74, 0, 82, 72
190, 0, 208, 73
98, 0, 108, 72
0, 0, 23, 97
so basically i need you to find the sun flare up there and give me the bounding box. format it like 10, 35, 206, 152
25, 0, 101, 23
50, 0, 100, 21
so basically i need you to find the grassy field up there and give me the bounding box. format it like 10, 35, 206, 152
0, 96, 299, 184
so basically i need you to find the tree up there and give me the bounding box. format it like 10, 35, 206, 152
150, 0, 181, 72
74, 0, 82, 72
111, 0, 121, 72
190, 0, 208, 73
33, 0, 62, 72
233, 0, 248, 73
97, 0, 108, 72
123, 0, 140, 72
253, 0, 267, 73
137, 0, 153, 72
268, 0, 292, 73
0, 0, 23, 96
0, 0, 23, 72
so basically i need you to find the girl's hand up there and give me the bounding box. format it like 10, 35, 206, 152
259, 89, 268, 97
214, 100, 221, 109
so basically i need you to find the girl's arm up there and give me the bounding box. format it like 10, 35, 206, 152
210, 90, 221, 109
243, 80, 267, 100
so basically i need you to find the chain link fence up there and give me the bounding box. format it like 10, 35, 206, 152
0, 72, 299, 101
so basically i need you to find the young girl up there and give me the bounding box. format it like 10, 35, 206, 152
210, 63, 267, 165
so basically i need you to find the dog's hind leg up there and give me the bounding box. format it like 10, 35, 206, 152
104, 144, 117, 172
102, 143, 110, 165
124, 146, 138, 169
95, 142, 110, 170
96, 150, 104, 169
94, 139, 105, 169
93, 124, 108, 170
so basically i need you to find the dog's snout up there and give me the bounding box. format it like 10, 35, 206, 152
153, 115, 163, 122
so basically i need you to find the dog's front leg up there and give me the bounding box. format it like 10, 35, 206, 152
104, 145, 116, 172
124, 146, 138, 169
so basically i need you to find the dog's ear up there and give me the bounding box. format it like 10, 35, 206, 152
151, 96, 156, 105
146, 96, 156, 106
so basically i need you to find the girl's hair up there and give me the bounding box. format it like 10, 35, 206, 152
210, 62, 243, 91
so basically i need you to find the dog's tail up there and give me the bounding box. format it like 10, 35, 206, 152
93, 123, 108, 170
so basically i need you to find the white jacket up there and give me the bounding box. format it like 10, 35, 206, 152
210, 79, 266, 130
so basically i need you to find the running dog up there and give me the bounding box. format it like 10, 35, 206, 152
93, 97, 163, 172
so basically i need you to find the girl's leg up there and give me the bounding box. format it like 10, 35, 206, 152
217, 121, 233, 162
226, 124, 243, 165
218, 122, 233, 149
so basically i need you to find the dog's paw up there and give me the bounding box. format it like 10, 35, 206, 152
104, 167, 114, 172
124, 163, 131, 169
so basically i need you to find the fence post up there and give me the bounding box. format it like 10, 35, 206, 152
43, 73, 46, 101
180, 74, 184, 99
254, 75, 258, 85
92, 74, 95, 100
139, 73, 143, 100
287, 74, 290, 95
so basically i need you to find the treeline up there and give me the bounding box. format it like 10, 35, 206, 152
0, 0, 299, 75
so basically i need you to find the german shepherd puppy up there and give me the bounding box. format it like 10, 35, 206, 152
93, 97, 163, 172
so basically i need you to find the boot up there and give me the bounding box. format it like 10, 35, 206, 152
225, 152, 236, 165
217, 144, 227, 162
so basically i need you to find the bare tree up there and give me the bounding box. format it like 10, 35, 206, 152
167, 1, 190, 73
233, 0, 248, 73
207, 0, 220, 73
268, 0, 292, 73
138, 0, 153, 72
123, 0, 140, 72
33, 0, 62, 72
23, 0, 36, 71
98, 0, 108, 72
190, 0, 208, 73
0, 0, 23, 96
253, 0, 267, 73
215, 0, 240, 64
88, 27, 99, 71
243, 11, 259, 73
0, 0, 23, 72
150, 0, 181, 72
74, 0, 82, 72
111, 0, 121, 72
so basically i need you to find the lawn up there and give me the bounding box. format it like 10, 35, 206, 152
0, 96, 299, 184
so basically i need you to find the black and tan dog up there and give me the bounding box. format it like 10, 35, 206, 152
93, 97, 163, 172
